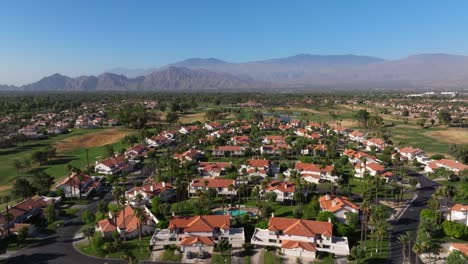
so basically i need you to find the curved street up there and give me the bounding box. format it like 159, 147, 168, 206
3, 192, 123, 264
388, 169, 438, 264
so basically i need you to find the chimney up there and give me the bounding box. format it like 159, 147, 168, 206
172, 211, 175, 217
332, 200, 337, 207
328, 217, 331, 223
150, 185, 154, 192
326, 194, 331, 201
162, 182, 166, 187
271, 212, 275, 218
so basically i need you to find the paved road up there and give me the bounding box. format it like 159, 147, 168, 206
4, 192, 123, 264
388, 170, 438, 264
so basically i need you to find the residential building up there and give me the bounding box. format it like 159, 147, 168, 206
264, 181, 296, 202
197, 162, 232, 177
213, 146, 245, 157
354, 161, 385, 178
447, 204, 468, 226
251, 217, 350, 259
97, 205, 158, 239
95, 155, 132, 175
189, 178, 237, 196
319, 195, 359, 223
240, 159, 271, 178
150, 215, 245, 256
55, 173, 102, 198
126, 182, 176, 206
424, 159, 468, 175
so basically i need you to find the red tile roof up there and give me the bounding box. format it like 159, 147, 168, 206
180, 236, 215, 246
319, 195, 359, 213
282, 240, 317, 252
451, 243, 468, 256
451, 204, 468, 212
168, 215, 230, 232
266, 181, 296, 193
248, 159, 270, 167
268, 217, 332, 237
191, 178, 235, 188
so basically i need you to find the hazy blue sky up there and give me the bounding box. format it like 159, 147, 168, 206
1, 0, 468, 85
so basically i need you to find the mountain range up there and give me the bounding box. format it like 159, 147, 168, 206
3, 53, 468, 91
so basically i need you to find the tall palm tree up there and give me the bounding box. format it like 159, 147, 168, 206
398, 233, 409, 263
133, 207, 145, 253
412, 241, 424, 264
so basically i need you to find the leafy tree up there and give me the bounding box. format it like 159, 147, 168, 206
264, 192, 277, 203
447, 250, 468, 264
442, 220, 468, 239
448, 144, 468, 164
316, 211, 337, 224
31, 171, 54, 195
416, 118, 427, 128
165, 112, 179, 124
345, 212, 359, 230
354, 109, 371, 129
438, 110, 452, 126
17, 226, 29, 242
31, 150, 48, 165
82, 225, 96, 243
44, 204, 56, 224
11, 178, 36, 200
82, 211, 96, 225
104, 144, 115, 158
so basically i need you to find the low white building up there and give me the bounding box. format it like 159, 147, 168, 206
448, 204, 468, 226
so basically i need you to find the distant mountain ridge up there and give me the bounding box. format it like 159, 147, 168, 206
3, 53, 468, 91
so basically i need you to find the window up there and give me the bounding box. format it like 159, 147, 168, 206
268, 239, 277, 243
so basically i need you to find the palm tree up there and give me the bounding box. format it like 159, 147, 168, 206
133, 207, 145, 253
398, 233, 409, 263
412, 241, 424, 264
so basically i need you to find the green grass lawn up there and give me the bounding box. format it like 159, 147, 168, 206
0, 127, 133, 197
44, 220, 65, 234
76, 236, 151, 261
211, 250, 231, 264
0, 236, 41, 251
263, 250, 282, 264
161, 248, 182, 262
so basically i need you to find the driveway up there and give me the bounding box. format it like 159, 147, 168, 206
3, 192, 123, 264
388, 170, 438, 264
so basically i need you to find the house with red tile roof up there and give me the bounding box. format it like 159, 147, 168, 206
0, 196, 61, 238
145, 135, 172, 147
285, 162, 337, 183
173, 148, 203, 163
204, 122, 224, 131
95, 155, 133, 175
179, 125, 200, 135
126, 182, 175, 205
348, 130, 367, 143
239, 159, 272, 178
150, 215, 245, 255
329, 125, 350, 135
448, 204, 468, 226
264, 181, 296, 202
212, 145, 245, 157
197, 162, 232, 177
230, 135, 250, 146
354, 161, 386, 178
251, 217, 350, 259
449, 243, 468, 257
319, 195, 359, 223
125, 144, 150, 159
424, 159, 468, 175
342, 149, 378, 164
305, 122, 324, 131
363, 138, 387, 151
260, 144, 291, 155
97, 205, 158, 239
395, 146, 428, 163
189, 178, 237, 196
55, 173, 102, 198
262, 135, 286, 144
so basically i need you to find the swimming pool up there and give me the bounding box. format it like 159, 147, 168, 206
213, 209, 256, 217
